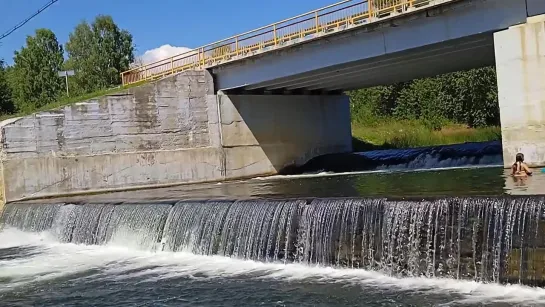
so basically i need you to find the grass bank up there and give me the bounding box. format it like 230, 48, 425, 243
0, 81, 145, 122
351, 119, 501, 151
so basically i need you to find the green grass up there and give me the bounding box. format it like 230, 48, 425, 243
351, 119, 501, 151
0, 81, 146, 122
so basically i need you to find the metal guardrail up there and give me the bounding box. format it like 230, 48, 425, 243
121, 0, 442, 86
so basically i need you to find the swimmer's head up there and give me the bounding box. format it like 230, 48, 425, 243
516, 153, 524, 162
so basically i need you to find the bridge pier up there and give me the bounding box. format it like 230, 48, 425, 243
217, 92, 352, 178
495, 15, 545, 168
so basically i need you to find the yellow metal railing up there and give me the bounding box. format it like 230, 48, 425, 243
121, 0, 442, 86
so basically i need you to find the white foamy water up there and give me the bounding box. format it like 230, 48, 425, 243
253, 164, 500, 181
374, 153, 503, 171
2, 228, 545, 306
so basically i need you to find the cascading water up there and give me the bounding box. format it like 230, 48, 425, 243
295, 140, 503, 173
2, 196, 545, 285
1, 203, 64, 232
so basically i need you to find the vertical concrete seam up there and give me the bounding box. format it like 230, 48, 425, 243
217, 95, 224, 147
216, 94, 227, 179
0, 144, 5, 215
33, 114, 38, 157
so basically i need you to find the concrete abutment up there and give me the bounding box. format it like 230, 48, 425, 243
495, 15, 545, 168
0, 71, 351, 204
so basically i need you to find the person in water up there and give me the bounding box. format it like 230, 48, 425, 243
512, 153, 532, 176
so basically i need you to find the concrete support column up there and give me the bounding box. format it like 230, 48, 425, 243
494, 15, 545, 167
218, 93, 353, 177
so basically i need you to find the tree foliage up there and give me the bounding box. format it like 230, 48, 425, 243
65, 15, 134, 93
9, 29, 65, 112
349, 67, 500, 129
0, 60, 15, 115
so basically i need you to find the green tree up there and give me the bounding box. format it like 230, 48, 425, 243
452, 67, 499, 127
348, 66, 499, 129
0, 60, 15, 115
348, 83, 407, 125
394, 77, 446, 129
65, 15, 134, 93
10, 29, 64, 112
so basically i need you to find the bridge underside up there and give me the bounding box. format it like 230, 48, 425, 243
212, 0, 531, 93
225, 33, 495, 93
209, 0, 545, 168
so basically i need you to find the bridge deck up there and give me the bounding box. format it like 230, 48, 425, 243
121, 0, 458, 86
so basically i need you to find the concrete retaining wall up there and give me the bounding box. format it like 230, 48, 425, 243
495, 15, 545, 167
0, 71, 352, 203
0, 71, 223, 201
0, 71, 217, 157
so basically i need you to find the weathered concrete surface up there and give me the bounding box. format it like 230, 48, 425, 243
0, 71, 222, 202
0, 163, 4, 214
495, 15, 545, 168
2, 148, 225, 201
0, 71, 352, 203
1, 72, 215, 159
219, 94, 352, 178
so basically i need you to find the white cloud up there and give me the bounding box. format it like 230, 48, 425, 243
136, 44, 194, 66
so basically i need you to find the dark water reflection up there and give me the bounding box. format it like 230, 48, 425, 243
33, 166, 545, 205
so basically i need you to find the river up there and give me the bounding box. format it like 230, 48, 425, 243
2, 141, 545, 306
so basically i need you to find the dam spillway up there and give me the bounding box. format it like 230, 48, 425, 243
3, 196, 545, 286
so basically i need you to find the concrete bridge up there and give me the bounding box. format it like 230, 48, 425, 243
213, 0, 543, 93
121, 0, 545, 168
122, 0, 544, 92
0, 0, 544, 205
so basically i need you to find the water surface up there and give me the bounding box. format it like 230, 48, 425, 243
34, 166, 545, 204
3, 140, 545, 307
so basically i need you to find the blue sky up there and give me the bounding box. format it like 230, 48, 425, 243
0, 0, 336, 64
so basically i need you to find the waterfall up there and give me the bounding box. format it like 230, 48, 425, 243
296, 141, 502, 173
1, 203, 63, 232
2, 196, 545, 285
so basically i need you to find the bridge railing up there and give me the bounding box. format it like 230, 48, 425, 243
121, 0, 439, 86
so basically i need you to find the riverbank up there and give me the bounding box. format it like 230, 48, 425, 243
351, 119, 501, 151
